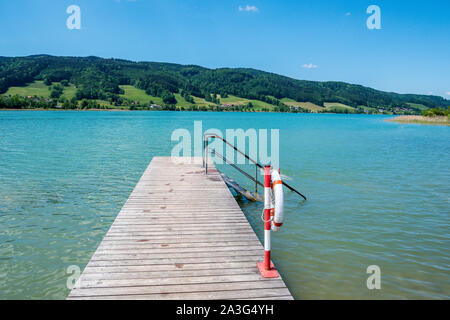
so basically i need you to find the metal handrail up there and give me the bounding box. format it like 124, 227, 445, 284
202, 133, 307, 201
203, 134, 263, 169
212, 149, 265, 189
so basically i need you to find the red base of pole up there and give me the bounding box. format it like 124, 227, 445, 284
257, 262, 280, 278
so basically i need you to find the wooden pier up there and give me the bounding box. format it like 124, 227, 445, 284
67, 157, 293, 300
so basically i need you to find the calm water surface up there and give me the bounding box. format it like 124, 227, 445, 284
0, 111, 449, 299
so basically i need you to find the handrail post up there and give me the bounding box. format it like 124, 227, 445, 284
205, 149, 208, 174
257, 165, 279, 278
202, 136, 205, 168
255, 165, 258, 194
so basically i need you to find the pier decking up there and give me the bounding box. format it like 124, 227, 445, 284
67, 157, 293, 300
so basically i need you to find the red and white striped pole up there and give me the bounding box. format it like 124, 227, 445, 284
257, 165, 279, 278
264, 166, 272, 270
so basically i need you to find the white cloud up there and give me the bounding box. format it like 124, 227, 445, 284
345, 12, 351, 16
446, 91, 450, 96
239, 5, 259, 12
302, 63, 318, 69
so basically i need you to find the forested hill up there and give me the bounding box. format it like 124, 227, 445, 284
0, 54, 448, 113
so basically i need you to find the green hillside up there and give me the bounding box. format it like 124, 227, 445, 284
1, 55, 448, 112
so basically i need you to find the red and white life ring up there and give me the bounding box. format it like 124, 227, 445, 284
270, 170, 284, 232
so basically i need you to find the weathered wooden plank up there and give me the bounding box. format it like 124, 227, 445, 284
104, 229, 255, 237
95, 246, 263, 254
107, 225, 254, 232
81, 261, 265, 273
86, 255, 264, 267
76, 274, 282, 289
68, 157, 292, 300
97, 241, 259, 250
70, 280, 287, 297
104, 235, 256, 242
96, 241, 259, 250
100, 234, 260, 241
90, 249, 264, 261
68, 288, 292, 300
78, 268, 259, 280
110, 222, 251, 226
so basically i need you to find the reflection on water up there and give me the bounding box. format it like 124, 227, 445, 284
0, 111, 449, 299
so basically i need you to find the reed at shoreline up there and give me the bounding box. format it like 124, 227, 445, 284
387, 115, 449, 126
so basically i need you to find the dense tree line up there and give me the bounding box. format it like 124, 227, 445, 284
422, 107, 450, 117
0, 55, 449, 113
0, 95, 56, 109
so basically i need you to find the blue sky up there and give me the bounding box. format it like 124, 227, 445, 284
0, 0, 449, 97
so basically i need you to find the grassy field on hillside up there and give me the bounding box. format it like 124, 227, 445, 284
6, 81, 77, 100
6, 81, 50, 98
357, 105, 382, 113
324, 102, 355, 113
407, 102, 428, 111
3, 82, 357, 112
6, 82, 277, 110
219, 95, 277, 110
120, 85, 219, 108
174, 94, 216, 108
281, 98, 324, 112
4, 82, 423, 114
119, 85, 163, 105
191, 96, 216, 108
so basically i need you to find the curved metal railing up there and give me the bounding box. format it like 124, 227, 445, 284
202, 133, 307, 201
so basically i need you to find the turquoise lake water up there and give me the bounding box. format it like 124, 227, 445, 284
0, 111, 449, 299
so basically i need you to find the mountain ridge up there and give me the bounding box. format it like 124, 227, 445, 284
0, 54, 448, 113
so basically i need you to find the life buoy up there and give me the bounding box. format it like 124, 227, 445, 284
271, 170, 284, 232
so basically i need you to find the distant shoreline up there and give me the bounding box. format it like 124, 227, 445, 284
386, 115, 449, 126
0, 108, 392, 115
0, 108, 127, 112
